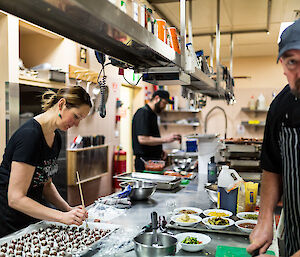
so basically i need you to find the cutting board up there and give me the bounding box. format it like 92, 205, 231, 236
215, 245, 275, 257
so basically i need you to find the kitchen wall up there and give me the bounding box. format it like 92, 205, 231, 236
163, 56, 288, 140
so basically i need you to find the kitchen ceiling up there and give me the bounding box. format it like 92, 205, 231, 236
148, 0, 300, 60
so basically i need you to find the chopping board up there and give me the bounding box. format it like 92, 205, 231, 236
215, 245, 275, 257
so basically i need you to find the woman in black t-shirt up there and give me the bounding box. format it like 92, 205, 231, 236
0, 86, 92, 237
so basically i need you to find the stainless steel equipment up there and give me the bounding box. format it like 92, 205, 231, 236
134, 232, 177, 257
114, 172, 181, 190
119, 181, 157, 201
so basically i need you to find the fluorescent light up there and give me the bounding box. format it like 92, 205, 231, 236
278, 22, 294, 43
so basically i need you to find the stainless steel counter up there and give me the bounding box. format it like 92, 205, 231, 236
106, 175, 250, 256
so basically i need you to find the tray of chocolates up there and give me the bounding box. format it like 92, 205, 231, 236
0, 221, 119, 256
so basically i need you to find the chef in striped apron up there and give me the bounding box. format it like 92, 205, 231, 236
247, 18, 300, 257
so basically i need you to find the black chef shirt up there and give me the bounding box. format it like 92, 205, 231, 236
260, 85, 300, 173
132, 104, 162, 159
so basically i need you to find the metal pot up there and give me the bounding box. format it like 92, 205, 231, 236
119, 181, 157, 201
134, 232, 177, 257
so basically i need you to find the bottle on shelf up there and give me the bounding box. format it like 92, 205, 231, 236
256, 93, 266, 111
248, 95, 256, 110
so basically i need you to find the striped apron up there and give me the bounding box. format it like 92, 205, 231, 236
279, 125, 300, 256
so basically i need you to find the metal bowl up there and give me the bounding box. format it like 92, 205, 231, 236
119, 181, 157, 201
134, 232, 177, 257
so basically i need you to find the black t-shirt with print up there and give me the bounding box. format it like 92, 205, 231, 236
132, 104, 162, 158
0, 118, 61, 237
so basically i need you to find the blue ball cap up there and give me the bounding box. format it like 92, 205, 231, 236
277, 18, 300, 62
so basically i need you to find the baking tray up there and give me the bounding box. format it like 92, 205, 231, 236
114, 172, 181, 190
0, 221, 119, 256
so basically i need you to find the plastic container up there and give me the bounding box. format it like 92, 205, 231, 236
256, 93, 266, 110
155, 19, 167, 43
186, 139, 198, 152
217, 166, 242, 215
144, 160, 165, 171
167, 27, 181, 54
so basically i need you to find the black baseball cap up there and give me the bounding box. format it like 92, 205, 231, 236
277, 18, 300, 62
152, 90, 174, 104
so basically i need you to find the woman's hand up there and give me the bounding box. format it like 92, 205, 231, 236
60, 205, 88, 226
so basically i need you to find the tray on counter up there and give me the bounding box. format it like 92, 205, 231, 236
167, 218, 249, 237
0, 221, 120, 256
114, 172, 181, 190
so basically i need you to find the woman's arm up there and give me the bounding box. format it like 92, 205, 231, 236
43, 179, 72, 212
8, 161, 86, 225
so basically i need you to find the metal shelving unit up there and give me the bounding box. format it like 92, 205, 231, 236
0, 0, 231, 100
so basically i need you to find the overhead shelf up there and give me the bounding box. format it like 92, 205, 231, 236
0, 0, 232, 99
163, 110, 200, 113
241, 121, 265, 127
241, 107, 268, 113
160, 122, 200, 127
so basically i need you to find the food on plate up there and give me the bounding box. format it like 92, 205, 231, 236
176, 214, 197, 223
207, 211, 228, 217
238, 223, 256, 229
244, 214, 258, 220
208, 217, 229, 226
144, 160, 165, 171
178, 209, 198, 214
181, 236, 202, 244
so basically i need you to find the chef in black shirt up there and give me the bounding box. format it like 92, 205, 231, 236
0, 86, 91, 237
247, 19, 300, 257
132, 90, 181, 171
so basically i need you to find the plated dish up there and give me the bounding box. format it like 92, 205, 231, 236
174, 207, 203, 215
236, 212, 259, 220
171, 214, 202, 227
202, 217, 234, 230
203, 208, 233, 218
176, 232, 211, 252
235, 219, 257, 233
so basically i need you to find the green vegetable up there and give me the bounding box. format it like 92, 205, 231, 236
181, 236, 201, 244
244, 214, 258, 220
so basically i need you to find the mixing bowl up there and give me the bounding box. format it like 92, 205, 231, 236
119, 180, 156, 201
134, 232, 177, 257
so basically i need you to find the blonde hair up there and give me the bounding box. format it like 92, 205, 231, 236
41, 86, 92, 112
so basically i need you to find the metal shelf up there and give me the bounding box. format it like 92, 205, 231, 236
241, 107, 268, 113
160, 122, 200, 127
241, 121, 265, 127
163, 110, 200, 113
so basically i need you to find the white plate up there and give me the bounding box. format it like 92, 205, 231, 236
236, 212, 259, 220
174, 207, 203, 215
235, 219, 257, 233
203, 208, 233, 217
176, 232, 211, 252
202, 217, 234, 230
171, 214, 202, 227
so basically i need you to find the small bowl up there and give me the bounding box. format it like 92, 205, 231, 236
174, 207, 203, 215
203, 208, 232, 218
235, 219, 257, 233
176, 232, 211, 252
171, 214, 202, 227
202, 217, 234, 230
236, 212, 259, 220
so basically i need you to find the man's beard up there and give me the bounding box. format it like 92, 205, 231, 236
291, 78, 300, 98
154, 100, 163, 113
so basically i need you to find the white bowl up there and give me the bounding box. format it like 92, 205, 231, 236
174, 207, 203, 215
236, 212, 259, 220
235, 219, 257, 233
203, 208, 233, 218
176, 232, 211, 252
202, 217, 234, 230
171, 214, 202, 227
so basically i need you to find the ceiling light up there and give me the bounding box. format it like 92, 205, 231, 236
278, 22, 294, 43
